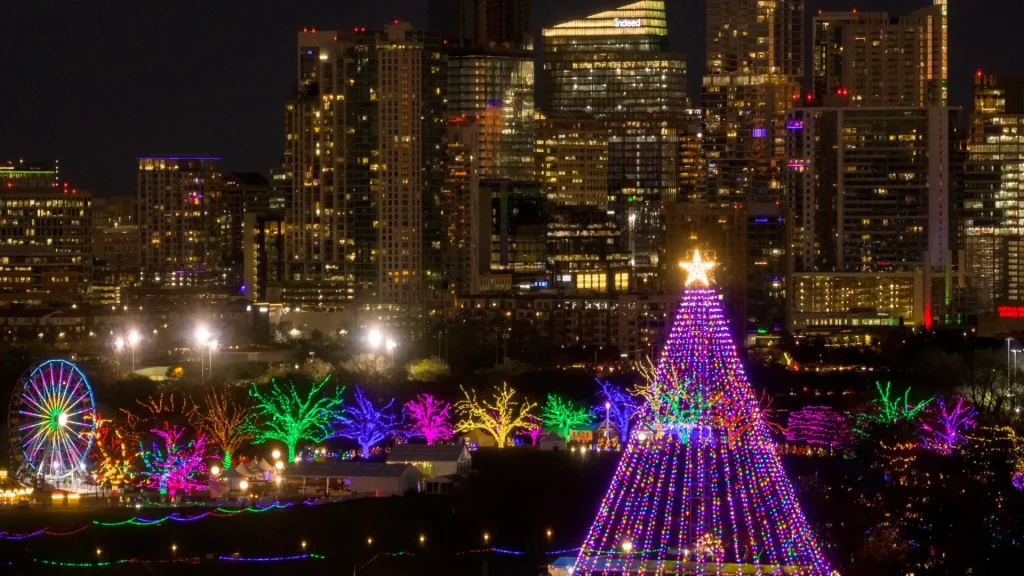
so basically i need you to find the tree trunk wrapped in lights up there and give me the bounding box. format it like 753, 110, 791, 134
247, 377, 345, 462
574, 251, 833, 575
190, 389, 255, 468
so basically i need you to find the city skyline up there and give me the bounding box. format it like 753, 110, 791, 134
0, 0, 1010, 196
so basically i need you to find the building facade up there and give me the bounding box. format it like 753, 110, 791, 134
703, 0, 803, 202
964, 72, 1024, 312
786, 107, 961, 274
137, 157, 221, 287
813, 3, 948, 108
284, 24, 446, 317
0, 186, 91, 302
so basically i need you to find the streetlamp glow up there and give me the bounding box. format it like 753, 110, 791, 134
210, 465, 220, 476
239, 480, 249, 491
128, 330, 140, 346
195, 326, 210, 345
114, 338, 125, 351
275, 461, 284, 470
386, 339, 397, 352
272, 449, 281, 460
368, 328, 383, 349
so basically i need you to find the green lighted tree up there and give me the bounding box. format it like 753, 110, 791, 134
541, 394, 595, 440
247, 377, 345, 461
854, 381, 932, 435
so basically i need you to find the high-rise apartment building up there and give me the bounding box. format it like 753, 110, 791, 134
785, 107, 961, 274
0, 184, 91, 302
377, 22, 426, 307
91, 196, 139, 288
964, 72, 1024, 312
284, 24, 446, 315
813, 2, 949, 107
541, 1, 689, 285
218, 172, 271, 292
703, 0, 803, 201
284, 31, 352, 298
137, 157, 221, 287
429, 0, 531, 45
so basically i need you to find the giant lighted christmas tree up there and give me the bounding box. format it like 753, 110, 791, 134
575, 251, 832, 575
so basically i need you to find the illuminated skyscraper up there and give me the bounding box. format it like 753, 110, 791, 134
137, 157, 221, 287
541, 1, 689, 285
284, 24, 446, 314
964, 72, 1024, 312
284, 31, 352, 298
813, 2, 949, 107
703, 0, 803, 201
447, 41, 534, 183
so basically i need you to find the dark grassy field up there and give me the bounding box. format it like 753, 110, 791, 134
0, 449, 620, 575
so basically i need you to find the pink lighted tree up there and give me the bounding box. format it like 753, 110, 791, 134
919, 396, 977, 454
138, 422, 209, 496
525, 416, 542, 446
403, 394, 454, 445
785, 405, 853, 448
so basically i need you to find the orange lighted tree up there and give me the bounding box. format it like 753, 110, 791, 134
190, 389, 255, 468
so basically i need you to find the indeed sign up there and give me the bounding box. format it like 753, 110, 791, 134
613, 18, 642, 28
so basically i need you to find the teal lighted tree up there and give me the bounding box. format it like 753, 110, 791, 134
247, 377, 345, 461
541, 394, 595, 440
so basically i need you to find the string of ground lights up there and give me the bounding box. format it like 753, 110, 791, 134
0, 502, 292, 540
573, 251, 834, 575
24, 547, 583, 568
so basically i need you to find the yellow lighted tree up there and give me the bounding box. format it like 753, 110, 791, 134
455, 383, 536, 448
189, 389, 255, 468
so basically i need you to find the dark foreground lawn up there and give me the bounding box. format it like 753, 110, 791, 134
0, 449, 620, 575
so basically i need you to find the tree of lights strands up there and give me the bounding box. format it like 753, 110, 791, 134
785, 406, 853, 449
541, 394, 594, 440
332, 385, 404, 459
138, 422, 209, 496
403, 394, 455, 445
574, 251, 833, 575
246, 377, 344, 462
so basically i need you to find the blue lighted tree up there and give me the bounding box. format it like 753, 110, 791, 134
333, 386, 404, 459
596, 380, 639, 445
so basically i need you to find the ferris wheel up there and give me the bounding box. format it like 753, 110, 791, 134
7, 359, 97, 480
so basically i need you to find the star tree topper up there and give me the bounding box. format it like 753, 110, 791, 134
680, 249, 716, 287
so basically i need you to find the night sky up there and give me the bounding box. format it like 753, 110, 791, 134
0, 0, 1015, 197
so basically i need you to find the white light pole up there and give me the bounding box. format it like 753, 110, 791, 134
195, 327, 210, 383
114, 337, 125, 372
209, 340, 218, 379
386, 339, 397, 367
127, 330, 141, 373
605, 401, 611, 443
